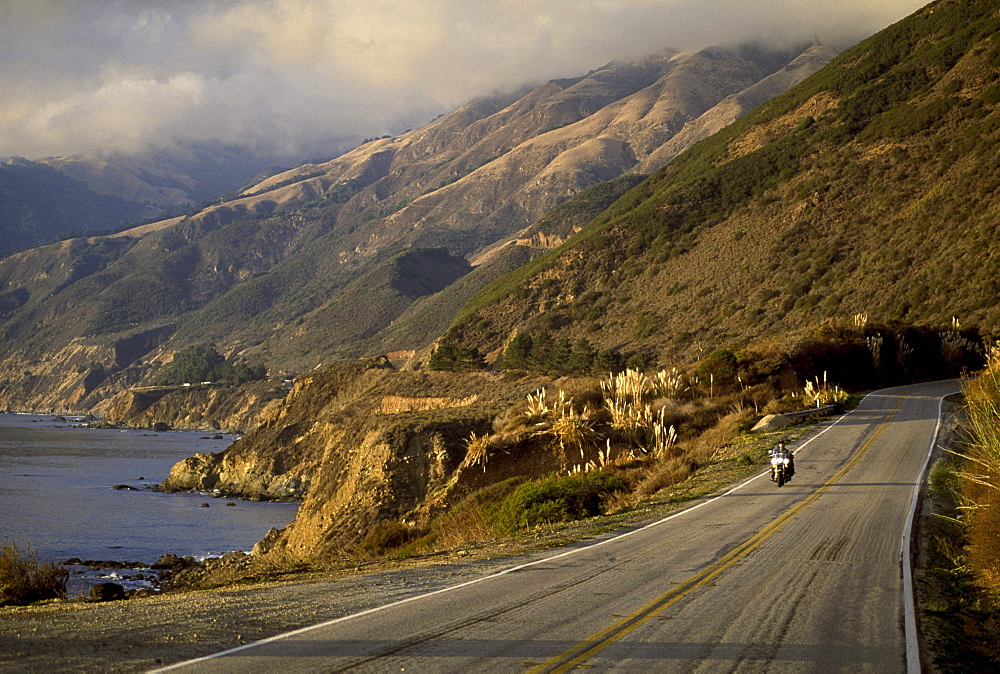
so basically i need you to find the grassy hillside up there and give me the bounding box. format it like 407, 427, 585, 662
446, 0, 1000, 368
0, 43, 825, 411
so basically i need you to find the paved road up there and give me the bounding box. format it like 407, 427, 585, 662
161, 380, 957, 673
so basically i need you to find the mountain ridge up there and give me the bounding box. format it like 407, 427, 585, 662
441, 0, 1000, 368
0, 145, 280, 259
0, 41, 831, 413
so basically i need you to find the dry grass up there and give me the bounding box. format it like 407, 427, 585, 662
524, 389, 599, 468
966, 479, 1000, 594
941, 329, 978, 370
376, 394, 479, 414
958, 342, 1000, 594
524, 388, 550, 423
402, 478, 527, 553
600, 369, 688, 458
601, 369, 648, 407
463, 431, 493, 472
544, 410, 599, 462
651, 409, 678, 458
958, 343, 1000, 493
650, 367, 689, 399
635, 456, 699, 497
803, 374, 850, 406
920, 455, 1000, 668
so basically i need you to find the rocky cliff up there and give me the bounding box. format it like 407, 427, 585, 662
102, 379, 286, 433
158, 361, 568, 558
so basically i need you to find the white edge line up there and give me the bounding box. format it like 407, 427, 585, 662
151, 394, 875, 672
902, 387, 958, 674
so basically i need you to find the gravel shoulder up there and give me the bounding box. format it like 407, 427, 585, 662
0, 547, 523, 672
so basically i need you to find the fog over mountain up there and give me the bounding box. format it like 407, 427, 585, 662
2, 0, 926, 163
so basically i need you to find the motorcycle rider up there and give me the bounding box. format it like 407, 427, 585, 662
770, 439, 795, 480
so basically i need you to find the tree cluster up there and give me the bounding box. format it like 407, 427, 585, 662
426, 338, 488, 371
157, 343, 266, 386
503, 331, 647, 375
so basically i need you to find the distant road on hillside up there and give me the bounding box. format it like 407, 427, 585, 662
159, 380, 958, 673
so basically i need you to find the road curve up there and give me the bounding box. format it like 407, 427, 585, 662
158, 380, 958, 673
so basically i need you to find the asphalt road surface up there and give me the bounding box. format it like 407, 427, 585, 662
160, 380, 958, 673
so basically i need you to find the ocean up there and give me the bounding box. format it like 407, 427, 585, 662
0, 413, 298, 593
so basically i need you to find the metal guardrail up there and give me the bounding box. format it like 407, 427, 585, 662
785, 404, 836, 419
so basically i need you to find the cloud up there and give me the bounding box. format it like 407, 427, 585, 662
0, 0, 929, 161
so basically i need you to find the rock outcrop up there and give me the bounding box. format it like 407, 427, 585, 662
159, 361, 564, 558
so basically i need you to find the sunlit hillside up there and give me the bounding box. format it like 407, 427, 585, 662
444, 0, 1000, 367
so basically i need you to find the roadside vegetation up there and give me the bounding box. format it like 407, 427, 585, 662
0, 542, 69, 607
358, 352, 847, 561
919, 343, 1000, 668
361, 316, 925, 562
961, 345, 1000, 595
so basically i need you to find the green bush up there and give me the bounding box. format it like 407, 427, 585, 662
697, 348, 738, 384
0, 542, 69, 606
487, 472, 626, 534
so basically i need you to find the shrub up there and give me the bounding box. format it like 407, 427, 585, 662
0, 542, 69, 606
487, 471, 626, 534
697, 348, 738, 384
357, 521, 422, 556
402, 478, 528, 553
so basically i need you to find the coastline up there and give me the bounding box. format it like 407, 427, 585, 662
0, 414, 298, 602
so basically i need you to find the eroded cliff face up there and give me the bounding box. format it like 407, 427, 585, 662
0, 339, 116, 414
102, 380, 285, 433
159, 361, 564, 559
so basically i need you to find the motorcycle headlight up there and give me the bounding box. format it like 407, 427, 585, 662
783, 458, 790, 465
771, 457, 780, 465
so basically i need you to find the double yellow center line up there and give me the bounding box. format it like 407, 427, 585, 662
529, 399, 903, 673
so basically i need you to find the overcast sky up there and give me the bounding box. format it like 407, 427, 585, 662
1, 0, 929, 162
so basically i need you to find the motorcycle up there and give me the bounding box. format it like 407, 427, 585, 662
770, 451, 793, 487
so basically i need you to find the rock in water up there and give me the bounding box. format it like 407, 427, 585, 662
152, 553, 195, 570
